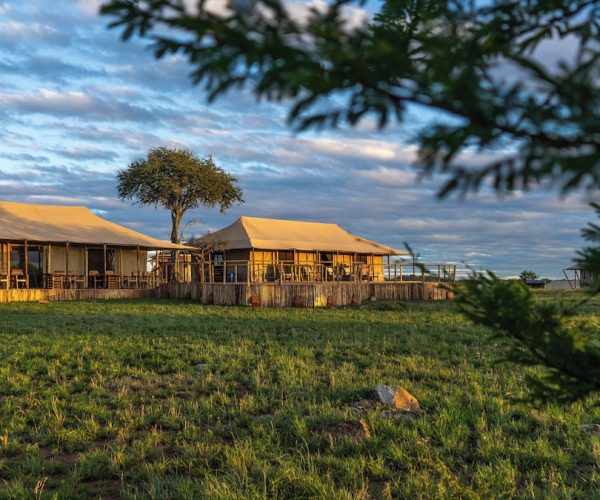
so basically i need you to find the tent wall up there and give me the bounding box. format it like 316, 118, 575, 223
224, 249, 249, 282
333, 253, 353, 267
49, 246, 84, 273
0, 243, 7, 275
117, 248, 148, 274
368, 255, 384, 282
294, 252, 317, 265
250, 250, 276, 282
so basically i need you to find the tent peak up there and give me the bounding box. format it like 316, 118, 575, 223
208, 215, 406, 255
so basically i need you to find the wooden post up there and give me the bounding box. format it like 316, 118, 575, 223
103, 244, 107, 288
47, 243, 52, 281
136, 246, 140, 288
84, 245, 88, 289
387, 254, 390, 281
65, 242, 70, 288
5, 242, 9, 289
24, 240, 28, 288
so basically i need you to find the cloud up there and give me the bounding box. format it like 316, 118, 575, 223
0, 54, 105, 84
0, 153, 50, 163
56, 147, 120, 162
0, 89, 163, 122
357, 167, 416, 187
76, 0, 103, 17
284, 0, 370, 30
0, 20, 70, 46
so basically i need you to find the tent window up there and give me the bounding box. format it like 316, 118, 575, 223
88, 249, 103, 272
279, 251, 293, 262
88, 248, 116, 272
107, 249, 116, 271
10, 246, 24, 271
320, 252, 332, 263
27, 246, 43, 288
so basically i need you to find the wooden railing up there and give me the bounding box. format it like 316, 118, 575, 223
162, 260, 457, 285
2, 261, 456, 290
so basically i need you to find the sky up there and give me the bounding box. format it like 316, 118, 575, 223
0, 0, 594, 278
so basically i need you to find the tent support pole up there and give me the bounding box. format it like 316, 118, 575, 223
103, 244, 107, 288
6, 242, 10, 289
65, 242, 69, 288
84, 245, 88, 289
24, 240, 28, 288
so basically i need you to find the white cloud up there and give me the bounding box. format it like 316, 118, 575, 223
76, 0, 102, 17
284, 0, 369, 29
358, 167, 416, 187
0, 20, 58, 40
306, 137, 416, 163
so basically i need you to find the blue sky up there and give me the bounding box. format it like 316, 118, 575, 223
0, 0, 594, 277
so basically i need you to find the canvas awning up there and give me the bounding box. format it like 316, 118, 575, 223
204, 216, 406, 255
0, 201, 189, 250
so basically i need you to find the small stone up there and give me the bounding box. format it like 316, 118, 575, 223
194, 363, 207, 372
580, 423, 600, 434
374, 384, 420, 412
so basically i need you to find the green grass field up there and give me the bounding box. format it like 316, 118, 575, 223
1, 292, 599, 498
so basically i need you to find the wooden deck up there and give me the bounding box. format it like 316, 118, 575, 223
156, 282, 452, 307
0, 282, 452, 306
0, 288, 154, 303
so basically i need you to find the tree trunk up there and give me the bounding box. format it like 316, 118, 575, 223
169, 210, 182, 282
171, 210, 181, 244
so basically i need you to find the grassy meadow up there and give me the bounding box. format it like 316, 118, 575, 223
0, 292, 599, 498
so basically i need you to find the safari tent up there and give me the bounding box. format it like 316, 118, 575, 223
0, 200, 188, 289
200, 216, 407, 283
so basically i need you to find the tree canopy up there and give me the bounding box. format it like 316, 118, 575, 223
519, 270, 539, 281
117, 147, 243, 243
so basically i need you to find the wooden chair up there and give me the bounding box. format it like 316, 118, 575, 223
104, 271, 120, 289
11, 269, 27, 289
47, 271, 65, 289
88, 270, 102, 289
0, 274, 8, 289
69, 271, 86, 289
123, 272, 139, 289
138, 271, 150, 289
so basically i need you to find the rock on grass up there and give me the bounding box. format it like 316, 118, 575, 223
374, 385, 420, 413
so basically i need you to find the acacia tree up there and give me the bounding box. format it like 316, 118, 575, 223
117, 147, 243, 243
102, 1, 600, 401
519, 270, 539, 281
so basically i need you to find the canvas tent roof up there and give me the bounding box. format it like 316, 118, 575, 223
205, 216, 405, 255
0, 201, 188, 249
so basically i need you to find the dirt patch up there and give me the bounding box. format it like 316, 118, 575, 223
311, 419, 371, 441
85, 478, 123, 499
